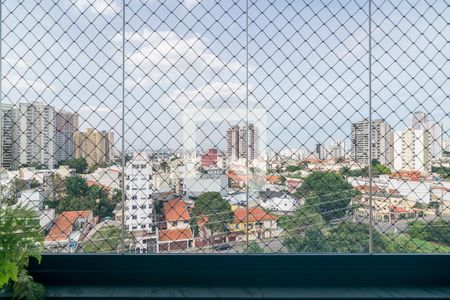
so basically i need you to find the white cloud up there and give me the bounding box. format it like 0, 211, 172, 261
169, 81, 247, 107
71, 0, 120, 16
4, 56, 28, 70
120, 29, 245, 88
3, 75, 56, 93
183, 0, 202, 9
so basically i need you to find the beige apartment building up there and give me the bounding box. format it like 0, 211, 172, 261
74, 129, 114, 166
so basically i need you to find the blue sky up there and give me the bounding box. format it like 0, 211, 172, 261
1, 0, 449, 153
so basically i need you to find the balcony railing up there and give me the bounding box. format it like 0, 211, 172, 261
0, 0, 449, 257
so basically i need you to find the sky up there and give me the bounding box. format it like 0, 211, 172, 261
1, 0, 449, 154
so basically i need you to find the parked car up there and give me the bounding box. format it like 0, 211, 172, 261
214, 243, 231, 251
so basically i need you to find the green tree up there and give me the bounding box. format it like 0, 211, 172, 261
281, 206, 330, 253
57, 176, 118, 219
328, 222, 389, 253
295, 172, 358, 222
407, 220, 450, 246
245, 241, 265, 253
64, 175, 89, 198
286, 165, 303, 172
285, 227, 332, 253
0, 205, 44, 298
60, 158, 88, 174
87, 161, 110, 173
372, 159, 391, 175
191, 192, 232, 234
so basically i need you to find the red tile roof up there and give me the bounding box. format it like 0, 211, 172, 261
389, 206, 408, 213
266, 175, 279, 184
163, 199, 190, 222
355, 185, 380, 193
86, 180, 112, 191
233, 207, 277, 223
159, 228, 193, 242
45, 210, 92, 242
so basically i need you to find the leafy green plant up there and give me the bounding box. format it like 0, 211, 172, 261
0, 205, 44, 299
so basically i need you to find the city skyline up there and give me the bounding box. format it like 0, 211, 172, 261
1, 1, 448, 152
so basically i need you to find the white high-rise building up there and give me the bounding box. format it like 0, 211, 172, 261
14, 102, 55, 169
125, 153, 154, 233
393, 128, 430, 174
411, 112, 443, 160
327, 140, 346, 160
425, 122, 443, 160
351, 119, 394, 166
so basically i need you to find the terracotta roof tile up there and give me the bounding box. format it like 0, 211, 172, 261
45, 210, 92, 242
159, 228, 193, 241
163, 199, 190, 222
233, 207, 277, 223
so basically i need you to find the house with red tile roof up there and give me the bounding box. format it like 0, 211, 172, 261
44, 210, 94, 253
157, 199, 193, 252
228, 206, 280, 243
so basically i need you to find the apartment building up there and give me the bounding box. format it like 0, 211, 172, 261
14, 102, 56, 169
351, 119, 394, 166
74, 128, 114, 165
394, 128, 431, 174
124, 153, 155, 252
55, 110, 79, 163
226, 124, 259, 161
1, 104, 15, 169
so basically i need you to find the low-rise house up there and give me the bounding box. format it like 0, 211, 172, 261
228, 207, 280, 243
44, 210, 95, 253
83, 166, 121, 191
183, 174, 228, 198
353, 191, 423, 222
259, 191, 301, 212
17, 189, 44, 212
157, 199, 193, 252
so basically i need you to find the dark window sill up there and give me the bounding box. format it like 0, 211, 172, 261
6, 254, 450, 299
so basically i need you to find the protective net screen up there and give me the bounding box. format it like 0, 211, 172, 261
1, 0, 449, 254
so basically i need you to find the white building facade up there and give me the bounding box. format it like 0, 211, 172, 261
125, 153, 154, 233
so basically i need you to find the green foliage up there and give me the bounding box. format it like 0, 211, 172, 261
286, 165, 304, 172
59, 158, 88, 174
340, 166, 369, 178
191, 192, 232, 234
285, 227, 332, 253
82, 224, 131, 253
21, 162, 47, 170
340, 161, 390, 177
87, 161, 110, 174
327, 222, 389, 253
57, 176, 119, 219
387, 234, 450, 253
372, 160, 391, 175
407, 220, 450, 246
431, 166, 450, 179
0, 206, 44, 299
280, 206, 324, 232
295, 172, 358, 222
12, 270, 45, 300
245, 241, 265, 253
281, 206, 331, 253
277, 176, 286, 185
